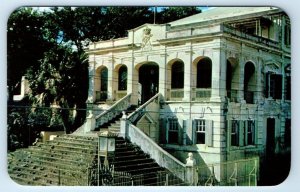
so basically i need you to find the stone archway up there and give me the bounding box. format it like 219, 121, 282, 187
138, 62, 159, 104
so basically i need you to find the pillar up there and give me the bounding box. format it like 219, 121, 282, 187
211, 46, 226, 102
85, 57, 96, 132
182, 49, 192, 101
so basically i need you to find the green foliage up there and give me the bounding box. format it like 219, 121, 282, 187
8, 6, 202, 138
156, 7, 201, 24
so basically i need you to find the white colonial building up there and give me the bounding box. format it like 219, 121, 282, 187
85, 7, 291, 184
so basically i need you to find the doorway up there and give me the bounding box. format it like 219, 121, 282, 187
138, 63, 159, 104
266, 118, 276, 156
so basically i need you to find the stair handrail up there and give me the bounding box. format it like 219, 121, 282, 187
127, 93, 161, 123
126, 123, 186, 181
95, 93, 131, 128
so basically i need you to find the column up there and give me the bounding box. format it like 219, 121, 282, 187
157, 54, 167, 98
210, 47, 226, 102
85, 56, 96, 132
182, 43, 192, 101
107, 64, 114, 101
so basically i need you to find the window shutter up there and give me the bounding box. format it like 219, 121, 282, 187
159, 118, 167, 144
205, 120, 213, 147
275, 75, 282, 99
191, 120, 196, 145
239, 121, 245, 147
265, 72, 270, 98
227, 120, 232, 149
182, 120, 187, 145
253, 120, 257, 145
244, 120, 249, 145
186, 120, 193, 145
178, 120, 183, 145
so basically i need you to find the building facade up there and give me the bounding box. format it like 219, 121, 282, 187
86, 7, 291, 184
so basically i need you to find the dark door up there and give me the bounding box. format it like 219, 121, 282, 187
139, 63, 159, 104
266, 118, 276, 156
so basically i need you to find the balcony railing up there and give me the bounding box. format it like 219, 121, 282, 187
116, 90, 127, 101
222, 24, 279, 48
170, 89, 184, 101
244, 91, 254, 104
227, 89, 238, 102
96, 91, 107, 102
193, 88, 211, 101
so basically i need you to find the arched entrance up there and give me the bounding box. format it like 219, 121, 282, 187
138, 62, 159, 104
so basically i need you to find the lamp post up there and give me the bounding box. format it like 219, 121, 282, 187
98, 131, 116, 186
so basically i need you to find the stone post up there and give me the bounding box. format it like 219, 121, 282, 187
185, 152, 198, 186
120, 111, 128, 138
84, 103, 96, 133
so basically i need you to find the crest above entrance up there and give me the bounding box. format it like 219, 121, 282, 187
127, 24, 169, 48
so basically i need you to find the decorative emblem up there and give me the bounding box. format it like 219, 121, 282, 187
141, 27, 153, 50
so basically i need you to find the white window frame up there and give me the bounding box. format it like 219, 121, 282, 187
231, 120, 239, 147
167, 118, 179, 144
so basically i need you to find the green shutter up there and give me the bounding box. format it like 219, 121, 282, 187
182, 120, 187, 145
205, 120, 213, 147
239, 121, 245, 147
244, 120, 248, 145
159, 118, 167, 144
186, 120, 193, 145
227, 120, 232, 150
192, 120, 196, 145
178, 120, 183, 145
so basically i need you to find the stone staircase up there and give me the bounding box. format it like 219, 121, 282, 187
113, 137, 186, 186
8, 135, 98, 186
8, 133, 185, 186
95, 105, 137, 133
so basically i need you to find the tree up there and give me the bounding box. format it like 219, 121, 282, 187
26, 45, 88, 133
7, 8, 53, 98
156, 7, 201, 24
8, 6, 202, 136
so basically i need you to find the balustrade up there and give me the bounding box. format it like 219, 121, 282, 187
95, 94, 131, 128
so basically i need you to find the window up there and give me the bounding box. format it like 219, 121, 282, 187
196, 58, 212, 88
171, 61, 184, 89
195, 120, 206, 144
193, 119, 213, 146
229, 120, 256, 147
118, 65, 127, 90
285, 65, 291, 100
246, 120, 255, 145
168, 118, 179, 144
284, 24, 291, 47
265, 72, 282, 99
284, 119, 291, 148
231, 120, 239, 146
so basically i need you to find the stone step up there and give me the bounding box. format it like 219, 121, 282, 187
32, 142, 96, 154
53, 136, 98, 145
29, 144, 96, 157
44, 139, 97, 148
9, 165, 85, 186
26, 148, 96, 163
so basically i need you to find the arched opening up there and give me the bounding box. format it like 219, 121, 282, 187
244, 62, 255, 103
95, 66, 108, 102
118, 65, 127, 91
193, 57, 212, 99
226, 57, 239, 102
138, 62, 159, 104
167, 59, 184, 100
171, 61, 184, 89
197, 57, 212, 88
